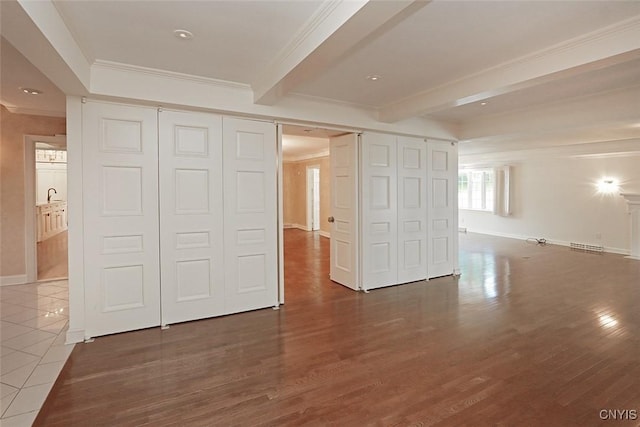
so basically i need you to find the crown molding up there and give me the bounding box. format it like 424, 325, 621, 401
460, 138, 640, 164
92, 60, 252, 91
1, 101, 66, 118
270, 1, 345, 73
283, 149, 330, 162
470, 15, 640, 81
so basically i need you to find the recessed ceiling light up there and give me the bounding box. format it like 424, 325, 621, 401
174, 29, 194, 40
480, 102, 488, 106
366, 75, 382, 82
21, 87, 42, 95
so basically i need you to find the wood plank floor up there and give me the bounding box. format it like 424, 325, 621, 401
37, 231, 68, 281
35, 231, 640, 426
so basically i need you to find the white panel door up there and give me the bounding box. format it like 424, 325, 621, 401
427, 140, 457, 278
361, 132, 397, 290
82, 102, 160, 338
159, 110, 224, 325
397, 136, 428, 283
329, 133, 359, 290
223, 117, 278, 313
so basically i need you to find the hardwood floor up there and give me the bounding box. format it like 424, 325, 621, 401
36, 231, 640, 426
37, 231, 68, 281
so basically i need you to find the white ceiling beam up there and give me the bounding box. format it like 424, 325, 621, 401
459, 85, 640, 143
252, 0, 428, 106
1, 0, 90, 95
379, 15, 640, 123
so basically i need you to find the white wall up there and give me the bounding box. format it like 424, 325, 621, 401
459, 152, 640, 254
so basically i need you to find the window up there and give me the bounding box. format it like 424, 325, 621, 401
458, 168, 495, 212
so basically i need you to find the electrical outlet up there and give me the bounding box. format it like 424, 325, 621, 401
595, 233, 602, 240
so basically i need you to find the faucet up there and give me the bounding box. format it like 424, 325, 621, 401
47, 188, 57, 203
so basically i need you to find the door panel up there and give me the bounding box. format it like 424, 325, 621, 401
427, 141, 457, 278
83, 102, 160, 338
159, 110, 224, 325
223, 117, 278, 312
397, 136, 428, 283
329, 133, 359, 290
361, 132, 397, 290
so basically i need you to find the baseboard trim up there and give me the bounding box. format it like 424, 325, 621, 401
466, 230, 630, 256
285, 224, 328, 236
0, 274, 28, 286
66, 329, 85, 344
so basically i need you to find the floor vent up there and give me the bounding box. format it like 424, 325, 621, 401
570, 242, 604, 253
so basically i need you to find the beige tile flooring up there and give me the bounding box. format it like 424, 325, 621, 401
0, 280, 73, 426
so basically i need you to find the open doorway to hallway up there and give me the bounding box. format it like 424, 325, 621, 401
281, 125, 351, 301
281, 125, 331, 239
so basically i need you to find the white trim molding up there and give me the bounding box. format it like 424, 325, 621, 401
1, 102, 66, 118
620, 193, 640, 260
0, 275, 28, 286
65, 328, 85, 344
464, 230, 630, 257
283, 150, 329, 163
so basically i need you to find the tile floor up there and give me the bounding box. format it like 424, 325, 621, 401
0, 280, 74, 426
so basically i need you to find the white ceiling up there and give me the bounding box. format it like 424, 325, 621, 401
2, 0, 640, 155
293, 0, 640, 108
0, 37, 66, 116
282, 134, 329, 162
52, 0, 323, 84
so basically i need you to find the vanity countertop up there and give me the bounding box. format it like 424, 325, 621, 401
37, 200, 67, 207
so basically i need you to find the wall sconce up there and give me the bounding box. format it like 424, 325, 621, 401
597, 178, 619, 194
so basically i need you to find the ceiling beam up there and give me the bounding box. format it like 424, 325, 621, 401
1, 0, 90, 95
252, 0, 428, 106
379, 15, 640, 123
459, 85, 640, 144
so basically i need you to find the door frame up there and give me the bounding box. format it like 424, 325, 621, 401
276, 123, 361, 303
306, 164, 321, 231
23, 134, 68, 284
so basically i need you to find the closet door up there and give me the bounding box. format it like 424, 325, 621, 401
82, 102, 160, 338
427, 140, 457, 278
159, 110, 224, 325
361, 132, 398, 290
397, 136, 427, 283
223, 118, 278, 313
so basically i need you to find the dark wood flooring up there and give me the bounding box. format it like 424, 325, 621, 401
35, 231, 640, 426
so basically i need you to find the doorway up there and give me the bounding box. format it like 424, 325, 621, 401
25, 135, 69, 282
280, 124, 355, 302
